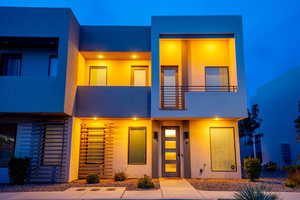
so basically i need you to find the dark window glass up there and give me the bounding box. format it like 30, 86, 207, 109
281, 143, 291, 164
0, 54, 22, 76
0, 124, 17, 167
48, 55, 58, 77
128, 127, 146, 165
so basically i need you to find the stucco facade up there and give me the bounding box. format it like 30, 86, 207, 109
0, 7, 247, 183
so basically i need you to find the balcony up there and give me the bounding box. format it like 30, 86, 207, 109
75, 86, 151, 118
160, 85, 237, 110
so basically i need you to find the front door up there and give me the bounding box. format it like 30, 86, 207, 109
161, 126, 180, 177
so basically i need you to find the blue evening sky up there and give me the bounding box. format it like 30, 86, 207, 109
1, 0, 299, 98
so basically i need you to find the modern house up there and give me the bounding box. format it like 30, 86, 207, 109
0, 7, 247, 183
252, 66, 300, 167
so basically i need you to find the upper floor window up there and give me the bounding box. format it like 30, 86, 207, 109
205, 66, 229, 91
0, 53, 22, 76
48, 55, 58, 77
131, 66, 148, 86
89, 66, 107, 86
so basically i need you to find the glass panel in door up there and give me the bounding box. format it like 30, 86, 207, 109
89, 66, 107, 86
162, 127, 180, 177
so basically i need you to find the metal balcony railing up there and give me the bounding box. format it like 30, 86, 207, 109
160, 85, 238, 110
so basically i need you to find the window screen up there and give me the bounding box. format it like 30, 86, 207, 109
132, 68, 147, 86
128, 127, 146, 164
0, 54, 22, 76
205, 67, 229, 91
89, 66, 107, 86
0, 124, 17, 167
210, 127, 236, 171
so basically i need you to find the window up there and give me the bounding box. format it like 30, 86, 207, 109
0, 54, 22, 76
48, 55, 58, 77
131, 66, 148, 86
205, 67, 229, 91
128, 127, 146, 164
0, 124, 17, 167
210, 127, 236, 171
281, 144, 291, 164
89, 66, 107, 86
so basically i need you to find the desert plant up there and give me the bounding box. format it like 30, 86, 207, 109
8, 157, 30, 185
284, 164, 300, 187
86, 173, 100, 184
284, 179, 297, 188
114, 171, 127, 181
137, 175, 154, 189
263, 161, 277, 172
244, 157, 262, 181
234, 185, 278, 200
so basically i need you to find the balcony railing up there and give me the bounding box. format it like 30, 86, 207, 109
160, 85, 238, 110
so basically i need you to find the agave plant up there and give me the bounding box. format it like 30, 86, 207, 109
234, 185, 278, 200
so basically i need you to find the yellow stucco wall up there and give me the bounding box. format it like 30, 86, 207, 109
68, 118, 153, 181
76, 57, 151, 86
189, 119, 241, 179
160, 38, 238, 87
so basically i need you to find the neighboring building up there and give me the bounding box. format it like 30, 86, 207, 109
0, 7, 247, 183
252, 66, 300, 167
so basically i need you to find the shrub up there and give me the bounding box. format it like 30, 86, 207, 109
234, 185, 278, 200
86, 173, 100, 184
137, 175, 154, 189
284, 179, 297, 188
114, 172, 127, 181
284, 165, 300, 187
244, 157, 262, 181
263, 161, 277, 172
8, 157, 30, 185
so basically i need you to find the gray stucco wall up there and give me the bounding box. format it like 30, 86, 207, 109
0, 7, 78, 114
75, 86, 151, 118
79, 26, 151, 52
252, 66, 300, 166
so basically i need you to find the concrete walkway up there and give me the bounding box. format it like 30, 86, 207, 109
0, 179, 300, 199
159, 178, 203, 199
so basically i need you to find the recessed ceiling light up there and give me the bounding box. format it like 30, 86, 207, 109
98, 55, 104, 59
132, 55, 137, 59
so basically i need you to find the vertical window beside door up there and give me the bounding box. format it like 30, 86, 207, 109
205, 67, 229, 91
48, 55, 58, 77
128, 127, 146, 165
131, 66, 148, 86
89, 66, 107, 86
210, 127, 236, 172
0, 124, 17, 167
0, 54, 22, 76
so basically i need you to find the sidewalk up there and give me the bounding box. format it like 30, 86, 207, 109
0, 178, 299, 200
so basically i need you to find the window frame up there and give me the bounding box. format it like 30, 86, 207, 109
0, 123, 17, 167
205, 66, 230, 89
0, 53, 23, 76
131, 65, 149, 86
48, 55, 58, 77
128, 127, 147, 165
89, 66, 108, 86
209, 127, 237, 172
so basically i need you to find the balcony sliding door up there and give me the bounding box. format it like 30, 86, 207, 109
161, 66, 179, 109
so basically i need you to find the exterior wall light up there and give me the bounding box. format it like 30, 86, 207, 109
133, 117, 137, 121
93, 117, 97, 120
132, 55, 137, 59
